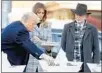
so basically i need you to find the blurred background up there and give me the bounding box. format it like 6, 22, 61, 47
1, 1, 102, 60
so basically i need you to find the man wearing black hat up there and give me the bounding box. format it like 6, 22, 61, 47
61, 3, 100, 72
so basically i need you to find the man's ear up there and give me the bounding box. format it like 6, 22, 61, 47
25, 20, 30, 25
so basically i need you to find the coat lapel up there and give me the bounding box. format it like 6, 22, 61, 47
69, 22, 75, 40
83, 23, 92, 41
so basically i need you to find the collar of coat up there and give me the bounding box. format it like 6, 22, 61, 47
69, 21, 92, 29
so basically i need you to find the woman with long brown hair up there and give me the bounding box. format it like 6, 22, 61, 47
26, 2, 52, 72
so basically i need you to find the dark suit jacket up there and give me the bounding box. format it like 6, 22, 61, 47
1, 21, 44, 65
61, 21, 100, 72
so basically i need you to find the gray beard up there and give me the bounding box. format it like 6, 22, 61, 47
76, 20, 85, 24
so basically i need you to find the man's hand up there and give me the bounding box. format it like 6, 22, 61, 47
40, 53, 55, 66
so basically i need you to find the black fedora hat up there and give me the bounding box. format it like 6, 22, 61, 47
71, 3, 91, 16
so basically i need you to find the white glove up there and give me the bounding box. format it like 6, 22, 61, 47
40, 53, 55, 66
